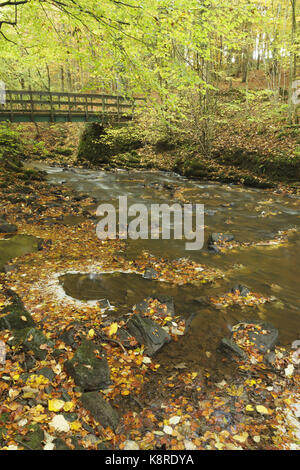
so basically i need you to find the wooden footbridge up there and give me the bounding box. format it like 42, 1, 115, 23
0, 90, 144, 123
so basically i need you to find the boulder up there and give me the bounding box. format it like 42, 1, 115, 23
80, 391, 119, 431
18, 424, 44, 450
219, 321, 279, 362
126, 314, 171, 356
64, 340, 110, 391
219, 337, 248, 361
9, 327, 54, 360
234, 321, 278, 354
58, 322, 84, 348
0, 304, 35, 331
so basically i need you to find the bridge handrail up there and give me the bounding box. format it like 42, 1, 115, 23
5, 89, 145, 101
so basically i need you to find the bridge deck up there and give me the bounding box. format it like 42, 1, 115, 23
0, 90, 143, 123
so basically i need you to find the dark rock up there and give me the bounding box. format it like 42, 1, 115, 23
209, 233, 234, 244
237, 321, 278, 354
265, 351, 276, 366
220, 321, 279, 362
64, 340, 110, 391
53, 438, 71, 450
143, 268, 159, 280
59, 322, 83, 348
97, 299, 111, 309
126, 314, 171, 356
219, 337, 248, 361
18, 424, 44, 450
153, 295, 175, 316
230, 284, 250, 297
9, 327, 54, 360
135, 295, 175, 317
97, 442, 107, 450
80, 391, 119, 430
2, 264, 18, 273
208, 244, 221, 254
0, 222, 17, 234
0, 304, 35, 331
37, 238, 52, 251
116, 328, 134, 348
36, 367, 55, 382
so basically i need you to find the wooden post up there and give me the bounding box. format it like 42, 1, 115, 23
29, 90, 34, 122
9, 91, 13, 122
117, 96, 120, 123
49, 92, 54, 122
68, 93, 71, 122
85, 96, 88, 121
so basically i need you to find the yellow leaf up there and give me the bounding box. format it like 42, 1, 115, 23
256, 405, 270, 415
63, 401, 74, 412
233, 432, 248, 443
246, 405, 254, 412
121, 390, 130, 396
88, 329, 95, 339
48, 399, 65, 412
70, 421, 82, 431
32, 414, 48, 423
108, 322, 118, 337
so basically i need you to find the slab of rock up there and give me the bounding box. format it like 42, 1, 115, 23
135, 295, 175, 317
143, 268, 159, 280
208, 233, 234, 252
65, 340, 110, 391
0, 304, 35, 331
234, 321, 278, 354
80, 391, 119, 431
126, 314, 171, 356
209, 233, 234, 243
9, 327, 54, 360
220, 321, 279, 361
219, 337, 248, 361
58, 322, 84, 348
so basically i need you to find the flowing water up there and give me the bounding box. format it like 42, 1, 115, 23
27, 163, 300, 372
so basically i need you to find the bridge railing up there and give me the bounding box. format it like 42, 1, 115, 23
0, 90, 145, 123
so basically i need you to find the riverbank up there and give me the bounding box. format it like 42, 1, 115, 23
0, 162, 299, 450
5, 106, 300, 194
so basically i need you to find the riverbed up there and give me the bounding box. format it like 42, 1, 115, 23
24, 162, 300, 373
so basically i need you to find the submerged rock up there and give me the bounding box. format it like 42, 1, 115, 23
64, 340, 110, 391
80, 391, 119, 431
126, 314, 171, 356
219, 337, 248, 361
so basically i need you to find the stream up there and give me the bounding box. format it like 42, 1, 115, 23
25, 163, 300, 373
